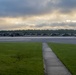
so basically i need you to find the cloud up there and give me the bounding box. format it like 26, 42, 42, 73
58, 0, 76, 13
0, 0, 51, 17
0, 0, 76, 30
35, 21, 76, 28
0, 13, 76, 30
0, 0, 76, 17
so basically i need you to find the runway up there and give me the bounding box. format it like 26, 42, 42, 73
0, 37, 76, 44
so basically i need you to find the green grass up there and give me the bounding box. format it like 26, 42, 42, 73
0, 42, 44, 75
48, 43, 76, 75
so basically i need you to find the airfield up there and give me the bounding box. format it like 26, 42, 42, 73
0, 36, 76, 75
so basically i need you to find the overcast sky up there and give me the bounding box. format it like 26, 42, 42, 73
0, 0, 76, 30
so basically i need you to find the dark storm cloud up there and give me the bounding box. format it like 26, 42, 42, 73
0, 0, 49, 17
58, 0, 76, 13
0, 0, 76, 17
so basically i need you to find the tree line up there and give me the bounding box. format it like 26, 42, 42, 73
0, 30, 76, 37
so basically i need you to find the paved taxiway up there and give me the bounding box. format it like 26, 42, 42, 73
0, 37, 76, 44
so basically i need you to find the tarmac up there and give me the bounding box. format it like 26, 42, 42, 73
42, 43, 72, 75
0, 37, 76, 44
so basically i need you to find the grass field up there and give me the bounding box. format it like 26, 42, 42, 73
0, 42, 44, 75
48, 43, 76, 75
